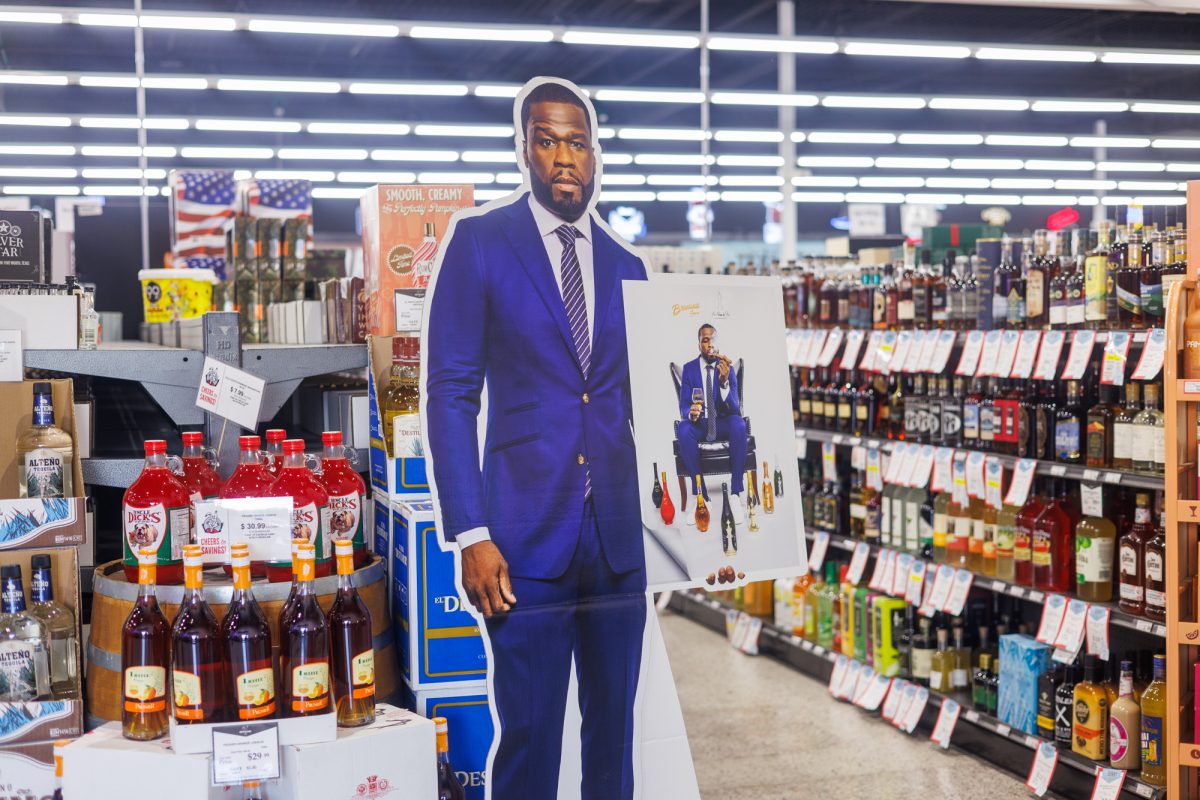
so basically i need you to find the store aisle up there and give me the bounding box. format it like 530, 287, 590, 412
661, 609, 1036, 800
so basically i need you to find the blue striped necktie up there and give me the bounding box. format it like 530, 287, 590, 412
554, 223, 591, 497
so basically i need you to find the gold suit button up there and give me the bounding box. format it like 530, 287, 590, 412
582, 393, 589, 404
577, 454, 586, 465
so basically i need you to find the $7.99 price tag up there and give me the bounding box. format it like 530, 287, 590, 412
212, 722, 281, 785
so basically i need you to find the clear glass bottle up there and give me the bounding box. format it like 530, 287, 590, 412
264, 429, 287, 476
121, 548, 169, 739
0, 564, 49, 702
1054, 380, 1084, 464
1112, 383, 1140, 471
1131, 383, 1164, 474
381, 336, 422, 458
79, 286, 100, 350
329, 539, 376, 727
17, 382, 74, 498
28, 554, 76, 698
930, 626, 954, 693
171, 544, 225, 724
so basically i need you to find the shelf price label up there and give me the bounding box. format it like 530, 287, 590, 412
965, 451, 987, 499
924, 564, 956, 616
786, 330, 805, 367
1004, 459, 1038, 508
828, 654, 849, 694
805, 329, 828, 368
822, 441, 838, 482
881, 678, 905, 722
1061, 330, 1096, 381
194, 497, 293, 567
860, 331, 882, 372
944, 569, 974, 616
913, 445, 936, 489
1025, 742, 1059, 798
931, 329, 957, 374
918, 329, 941, 372
878, 550, 897, 595
956, 331, 984, 376
892, 553, 914, 597
931, 447, 955, 493
1131, 328, 1167, 381
808, 532, 831, 573
892, 331, 914, 374
211, 723, 281, 785
901, 686, 929, 733
195, 356, 267, 431
891, 682, 916, 728
836, 660, 861, 701
1036, 594, 1068, 644
985, 457, 1004, 510
841, 330, 866, 370
865, 447, 884, 491
904, 560, 927, 606
858, 672, 891, 712
1032, 331, 1066, 381
876, 331, 898, 374
868, 548, 888, 591
846, 542, 871, 585
1010, 330, 1043, 379
930, 698, 961, 749
1085, 605, 1111, 662
995, 330, 1022, 378
728, 611, 763, 655
1090, 768, 1127, 800
852, 665, 876, 705
1099, 331, 1131, 386
817, 328, 844, 367
978, 330, 1004, 377
1052, 599, 1089, 663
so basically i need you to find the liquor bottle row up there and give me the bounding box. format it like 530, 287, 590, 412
799, 455, 1166, 618
791, 367, 1165, 473
122, 539, 375, 741
0, 556, 77, 702
782, 220, 1186, 333
123, 429, 367, 584
650, 463, 781, 554
777, 564, 1166, 785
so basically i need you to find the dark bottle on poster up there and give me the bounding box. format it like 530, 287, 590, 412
774, 464, 784, 499
721, 483, 737, 557
651, 464, 663, 508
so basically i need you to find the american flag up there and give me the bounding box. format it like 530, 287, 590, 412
170, 169, 236, 273
244, 178, 313, 251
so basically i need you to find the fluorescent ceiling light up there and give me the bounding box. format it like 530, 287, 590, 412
140, 15, 236, 31
561, 31, 699, 48
0, 11, 62, 23
711, 92, 819, 107
860, 176, 924, 187
473, 189, 510, 201
312, 187, 369, 199
140, 117, 191, 130
1101, 196, 1134, 205
875, 156, 950, 169
142, 76, 208, 90
633, 154, 712, 165
417, 172, 495, 184
197, 118, 302, 133
1022, 195, 1078, 205
80, 117, 140, 129
714, 130, 783, 143
1055, 179, 1117, 190
976, 47, 1096, 62
181, 147, 274, 159
793, 176, 858, 187
1152, 138, 1200, 148
715, 155, 784, 167
370, 149, 458, 162
1070, 136, 1150, 148
719, 175, 784, 187
992, 178, 1055, 189
144, 146, 177, 158
1118, 180, 1180, 191
308, 122, 410, 135
905, 193, 964, 204
254, 170, 335, 181
416, 124, 513, 137
78, 13, 137, 27
82, 168, 166, 179
217, 78, 340, 94
1167, 163, 1200, 172
791, 132, 807, 143
707, 36, 837, 54
3, 185, 79, 196
494, 173, 523, 185
823, 95, 925, 109
336, 171, 418, 183
798, 156, 874, 168
79, 76, 141, 88
898, 133, 983, 145
951, 158, 1023, 170
83, 185, 159, 197
0, 74, 66, 86
0, 168, 77, 178
1077, 196, 1100, 206
593, 89, 704, 103
965, 194, 1021, 205
929, 97, 1029, 111
619, 128, 707, 141
845, 192, 905, 203
653, 191, 718, 202
646, 175, 715, 186
843, 41, 970, 58
926, 177, 989, 188
601, 153, 633, 165
1098, 160, 1165, 172
0, 115, 70, 127
1032, 100, 1129, 113
600, 191, 658, 201
409, 25, 553, 42
461, 151, 518, 163
1023, 160, 1095, 171
986, 134, 1068, 147
1132, 195, 1186, 205
1102, 51, 1200, 65
601, 174, 648, 186
807, 131, 896, 144
247, 19, 399, 37
473, 85, 522, 98
348, 82, 469, 96
277, 148, 367, 160
81, 145, 139, 157
792, 192, 847, 202
719, 191, 783, 202
598, 128, 616, 139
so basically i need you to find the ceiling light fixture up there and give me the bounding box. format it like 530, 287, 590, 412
3, 185, 79, 196
181, 146, 274, 159
196, 119, 303, 133
1070, 136, 1151, 148
307, 122, 411, 135
975, 46, 1096, 62
79, 76, 141, 88
1098, 160, 1165, 172
415, 124, 513, 137
950, 158, 1023, 170
706, 36, 838, 54
593, 89, 704, 103
798, 156, 875, 168
822, 95, 926, 109
77, 13, 137, 27
0, 11, 63, 23
985, 134, 1069, 147
247, 19, 400, 37
337, 171, 419, 183
713, 130, 784, 143
875, 156, 950, 169
792, 176, 857, 187
348, 82, 469, 96
807, 131, 897, 144
370, 149, 458, 162
561, 31, 699, 48
0, 115, 71, 127
792, 191, 847, 202
898, 133, 984, 145
929, 97, 1029, 111
417, 172, 495, 184
139, 15, 237, 31
277, 148, 368, 160
217, 78, 341, 93
1102, 51, 1200, 65
1023, 159, 1095, 171
142, 76, 209, 90
409, 25, 554, 42
843, 41, 970, 58
715, 155, 785, 167
711, 92, 820, 107
1031, 100, 1129, 113
0, 74, 67, 86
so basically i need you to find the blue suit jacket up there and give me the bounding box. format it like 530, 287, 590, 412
678, 355, 741, 423
425, 194, 648, 581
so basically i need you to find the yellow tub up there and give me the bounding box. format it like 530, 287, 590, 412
139, 268, 216, 323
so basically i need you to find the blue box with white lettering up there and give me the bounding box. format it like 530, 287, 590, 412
997, 633, 1052, 736
392, 498, 488, 689
405, 682, 491, 800
367, 335, 429, 497
373, 492, 393, 613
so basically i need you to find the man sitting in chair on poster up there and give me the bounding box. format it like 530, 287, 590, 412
677, 323, 748, 522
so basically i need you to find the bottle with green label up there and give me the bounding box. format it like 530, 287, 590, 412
1075, 483, 1116, 603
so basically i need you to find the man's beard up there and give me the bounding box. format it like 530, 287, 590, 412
530, 171, 595, 222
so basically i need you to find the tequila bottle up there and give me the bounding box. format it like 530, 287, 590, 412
17, 382, 74, 498
28, 554, 76, 699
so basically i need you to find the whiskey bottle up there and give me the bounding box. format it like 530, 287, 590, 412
1162, 227, 1187, 316
1054, 381, 1083, 464
1108, 223, 1128, 328
28, 554, 76, 699
435, 717, 466, 800
1085, 384, 1117, 468
693, 476, 710, 533
897, 259, 915, 329
1072, 654, 1109, 760
381, 336, 422, 458
1049, 232, 1069, 330
17, 382, 74, 498
329, 539, 376, 727
1143, 506, 1166, 621
913, 250, 931, 329
930, 259, 949, 329
1117, 229, 1144, 330
1142, 230, 1166, 326
721, 482, 738, 556
122, 548, 169, 739
1085, 221, 1113, 329
222, 544, 276, 720
1118, 494, 1152, 615
1111, 383, 1139, 470
171, 544, 225, 724
1026, 230, 1053, 330
1065, 228, 1087, 329
281, 543, 331, 717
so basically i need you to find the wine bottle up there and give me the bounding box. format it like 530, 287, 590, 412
122, 547, 169, 740
281, 543, 331, 717
329, 539, 376, 727
762, 460, 776, 514
693, 476, 710, 533
721, 482, 737, 557
651, 463, 663, 509
222, 544, 276, 721
171, 544, 225, 724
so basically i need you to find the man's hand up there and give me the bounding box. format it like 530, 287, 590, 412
717, 355, 731, 386
460, 540, 517, 618
689, 401, 703, 422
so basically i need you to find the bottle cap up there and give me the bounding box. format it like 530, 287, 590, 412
266, 429, 287, 443
239, 435, 261, 450
283, 438, 305, 454
231, 549, 251, 568
291, 538, 307, 554
137, 547, 158, 564
182, 431, 204, 446
30, 554, 50, 571
297, 543, 315, 557
434, 716, 448, 734
0, 565, 18, 581
322, 431, 343, 447
231, 542, 250, 554
334, 539, 354, 557
144, 439, 167, 456
32, 381, 51, 394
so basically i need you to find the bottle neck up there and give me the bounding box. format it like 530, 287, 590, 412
282, 451, 306, 469
145, 452, 168, 469
1, 578, 25, 615
183, 444, 205, 459
239, 448, 262, 465
323, 444, 345, 461
30, 568, 53, 604
31, 393, 55, 428
138, 575, 157, 600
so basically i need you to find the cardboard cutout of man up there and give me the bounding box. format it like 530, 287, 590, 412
423, 78, 648, 799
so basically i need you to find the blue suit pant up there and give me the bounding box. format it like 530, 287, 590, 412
677, 415, 747, 498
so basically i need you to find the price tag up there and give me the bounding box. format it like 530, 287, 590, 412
655, 590, 674, 611
902, 686, 930, 733
918, 329, 942, 372
923, 564, 955, 613
194, 497, 294, 566
930, 447, 954, 493
852, 665, 876, 705
1053, 599, 1089, 659
1131, 328, 1167, 381
860, 331, 882, 372
1049, 464, 1066, 477
195, 357, 267, 431
1090, 768, 1127, 800
859, 673, 892, 711
805, 329, 828, 368
836, 660, 861, 700
817, 328, 844, 366
822, 441, 838, 482
995, 330, 1022, 377
902, 443, 925, 487
741, 615, 763, 654
892, 553, 913, 596
865, 447, 883, 491
1100, 331, 1131, 386
785, 330, 804, 366
841, 330, 866, 370
902, 330, 926, 372
951, 452, 969, 507
1004, 459, 1037, 507
892, 682, 916, 727
977, 330, 1004, 377
1033, 330, 1066, 381
881, 678, 905, 721
956, 330, 985, 376
1026, 742, 1059, 798
869, 547, 888, 590
828, 654, 848, 694
944, 568, 975, 616
1010, 330, 1043, 379
930, 698, 962, 749
876, 330, 898, 374
1086, 605, 1111, 661
985, 457, 1004, 510
846, 542, 871, 585
808, 532, 830, 572
965, 451, 987, 499
211, 723, 281, 785
931, 329, 958, 373
912, 445, 936, 489
879, 549, 897, 595
1080, 483, 1104, 518
0, 330, 21, 383
892, 331, 914, 374
1061, 330, 1096, 381
905, 560, 927, 606
1036, 594, 1068, 644
996, 723, 1011, 737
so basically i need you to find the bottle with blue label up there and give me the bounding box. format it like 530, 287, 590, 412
1054, 380, 1083, 464
0, 564, 50, 701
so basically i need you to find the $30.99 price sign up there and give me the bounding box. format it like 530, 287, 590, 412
211, 722, 281, 785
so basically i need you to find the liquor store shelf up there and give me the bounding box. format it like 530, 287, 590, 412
812, 530, 1168, 639
795, 426, 1166, 491
787, 327, 1158, 346
667, 590, 1166, 800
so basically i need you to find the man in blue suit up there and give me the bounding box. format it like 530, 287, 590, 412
677, 323, 747, 521
425, 80, 647, 800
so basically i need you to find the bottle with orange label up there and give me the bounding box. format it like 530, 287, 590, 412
318, 431, 368, 568
121, 547, 170, 740
278, 538, 309, 651
123, 440, 191, 585
281, 543, 331, 717
171, 544, 225, 724
270, 440, 332, 581
222, 544, 276, 721
328, 539, 375, 727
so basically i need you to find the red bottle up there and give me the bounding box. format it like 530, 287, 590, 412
270, 439, 331, 582
1013, 478, 1047, 587
1032, 479, 1073, 593
318, 431, 368, 568
180, 432, 221, 504
265, 429, 287, 476
659, 470, 675, 525
221, 436, 278, 577
123, 440, 190, 585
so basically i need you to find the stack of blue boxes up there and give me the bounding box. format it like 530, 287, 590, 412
368, 338, 492, 799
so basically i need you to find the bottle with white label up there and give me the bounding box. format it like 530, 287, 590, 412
1132, 383, 1164, 474
1143, 506, 1166, 621
269, 440, 332, 582
318, 431, 368, 568
0, 565, 49, 702
1075, 485, 1116, 603
1118, 494, 1152, 616
28, 554, 76, 699
1111, 383, 1140, 471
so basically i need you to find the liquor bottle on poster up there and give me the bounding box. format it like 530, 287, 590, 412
761, 461, 775, 514
222, 544, 276, 722
171, 544, 225, 724
651, 463, 663, 509
721, 482, 737, 557
319, 431, 368, 567
693, 476, 710, 533
329, 539, 376, 727
280, 543, 331, 718
746, 470, 760, 533
774, 459, 784, 498
122, 548, 169, 740
659, 471, 675, 525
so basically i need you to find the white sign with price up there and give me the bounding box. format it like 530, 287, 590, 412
193, 497, 293, 566
1061, 330, 1096, 381
808, 532, 831, 572
1032, 330, 1066, 380
212, 723, 281, 785
1131, 328, 1167, 381
930, 698, 961, 749
841, 330, 866, 370
1026, 742, 1058, 797
846, 542, 871, 585
956, 331, 984, 376
0, 330, 21, 382
1036, 594, 1068, 644
1052, 599, 1089, 662
1086, 605, 1111, 661
1090, 767, 1127, 800
195, 356, 267, 431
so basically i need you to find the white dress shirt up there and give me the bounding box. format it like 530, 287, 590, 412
456, 195, 596, 551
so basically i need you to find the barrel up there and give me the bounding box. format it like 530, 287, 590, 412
85, 554, 398, 727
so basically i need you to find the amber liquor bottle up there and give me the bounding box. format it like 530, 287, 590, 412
329, 539, 375, 727
122, 548, 170, 740
1026, 230, 1054, 329
1116, 229, 1145, 330
171, 544, 225, 724
281, 543, 331, 717
222, 544, 276, 720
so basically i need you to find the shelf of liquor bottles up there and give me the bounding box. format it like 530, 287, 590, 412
668, 589, 1166, 800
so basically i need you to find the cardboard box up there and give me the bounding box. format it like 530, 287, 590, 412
366, 335, 428, 496
0, 738, 57, 798
0, 295, 78, 349
0, 210, 46, 282
360, 184, 473, 336
169, 708, 335, 754
922, 223, 1002, 266
0, 379, 87, 550
405, 683, 492, 800
997, 633, 1053, 736
392, 499, 487, 689
278, 704, 436, 800
62, 724, 222, 800
373, 492, 393, 613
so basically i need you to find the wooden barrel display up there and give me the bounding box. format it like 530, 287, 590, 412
86, 554, 397, 726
